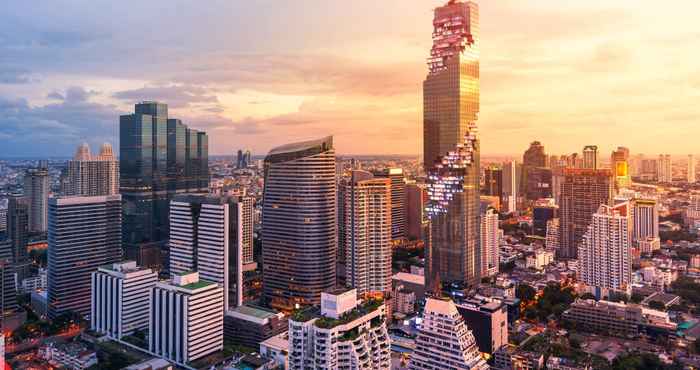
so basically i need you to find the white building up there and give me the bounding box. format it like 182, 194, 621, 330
61, 142, 119, 196
546, 218, 560, 251
409, 298, 488, 370
288, 288, 391, 370
90, 261, 157, 339
526, 249, 554, 271
21, 268, 47, 292
40, 341, 98, 370
480, 207, 500, 277
578, 202, 632, 298
169, 194, 245, 310
657, 154, 672, 183
149, 272, 224, 366
632, 198, 659, 246
260, 332, 289, 370
502, 161, 522, 213
343, 170, 393, 295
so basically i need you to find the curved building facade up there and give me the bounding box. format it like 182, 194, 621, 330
262, 136, 336, 310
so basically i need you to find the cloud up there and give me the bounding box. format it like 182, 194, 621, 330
0, 66, 33, 84
113, 84, 219, 108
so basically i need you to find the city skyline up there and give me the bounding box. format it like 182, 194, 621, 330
2, 1, 700, 157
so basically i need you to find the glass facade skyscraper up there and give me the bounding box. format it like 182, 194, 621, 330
120, 102, 209, 268
424, 0, 481, 292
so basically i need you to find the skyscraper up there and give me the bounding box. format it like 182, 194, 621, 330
62, 143, 119, 196
24, 167, 49, 233
262, 137, 336, 309
578, 202, 632, 297
559, 169, 613, 259
583, 145, 599, 169
405, 183, 427, 241
120, 102, 209, 262
631, 198, 659, 245
343, 170, 392, 295
424, 0, 481, 293
169, 194, 246, 310
689, 155, 696, 183
502, 161, 522, 214
480, 207, 499, 277
48, 195, 122, 319
523, 141, 547, 168
657, 154, 672, 183
483, 165, 503, 197
374, 168, 406, 241
611, 147, 631, 190
7, 196, 30, 280
522, 141, 548, 201
409, 298, 488, 370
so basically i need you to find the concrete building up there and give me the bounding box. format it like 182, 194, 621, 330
405, 183, 427, 241
545, 218, 560, 251
410, 298, 488, 370
61, 142, 119, 196
611, 147, 631, 190
90, 261, 157, 339
578, 202, 632, 298
631, 198, 659, 246
149, 272, 224, 365
481, 207, 500, 277
260, 332, 289, 370
374, 168, 406, 241
562, 299, 676, 338
24, 167, 49, 233
288, 289, 391, 370
456, 299, 508, 355
583, 145, 599, 170
224, 305, 287, 350
657, 154, 672, 183
343, 171, 392, 296
7, 196, 31, 280
502, 161, 522, 214
48, 195, 122, 319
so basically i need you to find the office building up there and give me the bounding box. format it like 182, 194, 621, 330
409, 298, 488, 370
484, 165, 503, 197
405, 183, 427, 241
456, 299, 509, 355
559, 169, 613, 259
632, 198, 659, 245
169, 194, 247, 311
524, 167, 552, 201
423, 0, 481, 293
149, 272, 224, 365
343, 170, 392, 295
480, 207, 500, 277
120, 102, 209, 264
90, 261, 158, 339
24, 167, 49, 233
236, 149, 253, 169
689, 155, 696, 183
7, 196, 31, 279
288, 289, 391, 370
1, 259, 19, 325
0, 207, 6, 235
262, 137, 336, 310
62, 142, 119, 196
224, 305, 287, 349
578, 202, 632, 297
502, 161, 522, 213
657, 154, 672, 183
374, 168, 406, 241
523, 141, 547, 168
611, 147, 631, 189
583, 145, 599, 169
532, 199, 558, 237
48, 195, 122, 319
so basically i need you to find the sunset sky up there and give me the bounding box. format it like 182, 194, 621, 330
1, 0, 699, 157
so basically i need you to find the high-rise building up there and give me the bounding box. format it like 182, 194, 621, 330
583, 145, 599, 169
288, 289, 391, 370
456, 299, 509, 355
169, 194, 247, 311
24, 167, 49, 233
657, 154, 672, 183
480, 207, 499, 277
522, 141, 548, 201
120, 102, 209, 263
0, 259, 18, 324
559, 169, 613, 259
578, 202, 632, 297
374, 168, 406, 241
405, 183, 427, 241
611, 147, 631, 190
262, 137, 336, 310
149, 271, 224, 365
483, 165, 503, 197
423, 0, 481, 293
62, 143, 119, 196
48, 195, 122, 319
631, 198, 659, 246
343, 171, 392, 295
7, 196, 31, 280
689, 155, 696, 183
545, 218, 560, 251
409, 298, 488, 370
90, 261, 158, 339
523, 141, 547, 168
502, 161, 522, 214
532, 199, 558, 237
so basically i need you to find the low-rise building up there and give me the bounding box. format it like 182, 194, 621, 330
39, 340, 98, 370
493, 345, 544, 370
393, 284, 416, 315
547, 356, 592, 370
525, 250, 554, 271
224, 304, 287, 350
260, 332, 289, 370
562, 299, 676, 338
288, 288, 391, 370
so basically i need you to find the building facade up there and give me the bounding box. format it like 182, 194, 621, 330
583, 145, 599, 169
374, 168, 406, 241
611, 147, 631, 190
559, 168, 613, 259
424, 0, 481, 292
657, 154, 672, 183
502, 161, 522, 214
343, 170, 392, 295
480, 207, 500, 277
90, 261, 157, 339
62, 142, 119, 196
24, 167, 49, 233
262, 137, 336, 310
149, 272, 224, 365
48, 195, 122, 319
7, 196, 31, 279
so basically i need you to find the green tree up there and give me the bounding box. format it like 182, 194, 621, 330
516, 284, 537, 302
648, 300, 666, 311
